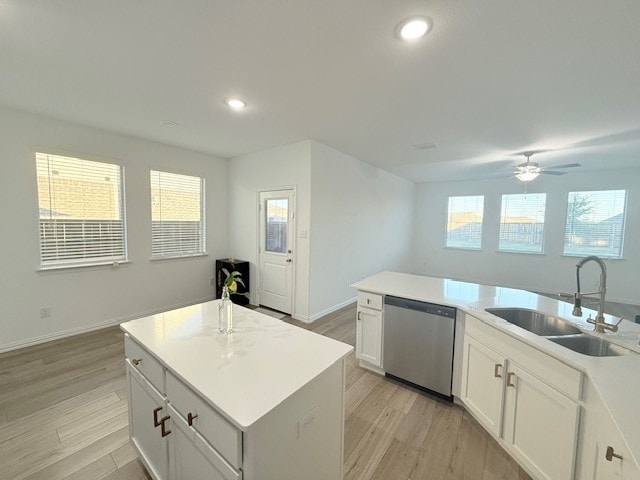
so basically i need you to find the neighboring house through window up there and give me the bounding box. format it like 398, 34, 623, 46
564, 189, 627, 258
498, 193, 547, 253
150, 170, 205, 259
445, 195, 484, 249
36, 152, 127, 269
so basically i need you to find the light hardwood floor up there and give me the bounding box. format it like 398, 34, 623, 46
0, 304, 532, 480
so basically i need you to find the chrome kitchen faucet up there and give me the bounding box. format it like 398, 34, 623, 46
571, 255, 622, 333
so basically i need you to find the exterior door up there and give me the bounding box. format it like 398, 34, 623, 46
258, 189, 294, 314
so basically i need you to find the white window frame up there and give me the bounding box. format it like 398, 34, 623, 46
563, 189, 627, 259
36, 152, 128, 270
444, 195, 484, 250
150, 170, 206, 260
497, 193, 547, 254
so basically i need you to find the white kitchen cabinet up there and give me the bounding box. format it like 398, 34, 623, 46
460, 335, 506, 437
461, 315, 581, 480
127, 362, 169, 480
355, 291, 384, 370
167, 404, 241, 480
122, 302, 351, 480
503, 362, 579, 480
578, 380, 640, 480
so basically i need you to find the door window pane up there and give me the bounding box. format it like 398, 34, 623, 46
445, 195, 484, 249
265, 198, 288, 253
564, 190, 626, 258
498, 193, 547, 253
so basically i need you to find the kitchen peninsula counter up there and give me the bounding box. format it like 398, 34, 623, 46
352, 271, 640, 477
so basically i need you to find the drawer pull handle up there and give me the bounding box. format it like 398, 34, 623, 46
132, 358, 142, 366
357, 311, 362, 321
494, 363, 502, 378
507, 372, 516, 387
153, 406, 163, 427
606, 446, 623, 462
160, 416, 171, 437
187, 412, 198, 427
367, 298, 371, 304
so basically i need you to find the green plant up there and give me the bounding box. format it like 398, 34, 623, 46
222, 268, 249, 298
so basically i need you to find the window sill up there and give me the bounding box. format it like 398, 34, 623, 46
38, 260, 131, 273
443, 246, 483, 252
495, 250, 545, 256
150, 253, 209, 262
561, 254, 624, 260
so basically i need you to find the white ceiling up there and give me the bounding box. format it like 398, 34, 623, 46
1, 0, 639, 182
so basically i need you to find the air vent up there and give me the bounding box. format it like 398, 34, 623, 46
412, 142, 439, 150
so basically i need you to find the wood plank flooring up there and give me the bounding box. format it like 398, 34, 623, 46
0, 304, 531, 479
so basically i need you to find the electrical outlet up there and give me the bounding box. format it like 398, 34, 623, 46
40, 308, 51, 319
297, 406, 318, 439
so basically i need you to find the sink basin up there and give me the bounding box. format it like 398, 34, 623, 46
548, 335, 630, 357
485, 308, 582, 336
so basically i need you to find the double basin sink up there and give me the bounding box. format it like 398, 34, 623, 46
485, 308, 629, 357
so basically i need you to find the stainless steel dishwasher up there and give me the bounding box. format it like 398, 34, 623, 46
383, 296, 456, 400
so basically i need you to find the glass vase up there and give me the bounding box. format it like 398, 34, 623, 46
218, 285, 234, 333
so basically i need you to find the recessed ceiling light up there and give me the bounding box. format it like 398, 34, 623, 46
160, 120, 179, 127
225, 98, 247, 110
396, 16, 432, 41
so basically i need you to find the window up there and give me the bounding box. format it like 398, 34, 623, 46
564, 190, 627, 258
150, 170, 205, 259
445, 195, 484, 249
265, 197, 289, 253
498, 193, 547, 253
36, 152, 127, 269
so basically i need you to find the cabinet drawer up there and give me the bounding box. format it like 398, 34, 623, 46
125, 335, 165, 393
357, 291, 382, 310
166, 370, 242, 470
168, 404, 242, 480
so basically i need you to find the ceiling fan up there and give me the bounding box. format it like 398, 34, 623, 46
511, 151, 581, 182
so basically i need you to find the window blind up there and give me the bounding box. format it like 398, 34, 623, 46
564, 190, 626, 258
36, 152, 127, 269
498, 193, 547, 253
150, 170, 205, 259
445, 195, 484, 249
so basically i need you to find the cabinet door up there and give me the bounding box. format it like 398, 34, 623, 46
590, 419, 640, 479
460, 335, 506, 437
503, 363, 579, 480
167, 405, 242, 480
355, 307, 382, 367
127, 362, 169, 480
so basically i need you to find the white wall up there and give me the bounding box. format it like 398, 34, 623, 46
228, 141, 312, 320
412, 167, 640, 305
0, 107, 228, 351
309, 141, 415, 318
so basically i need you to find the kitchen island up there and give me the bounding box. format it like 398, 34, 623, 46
121, 301, 353, 480
352, 271, 640, 480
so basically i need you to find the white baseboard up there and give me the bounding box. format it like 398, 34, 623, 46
0, 296, 213, 354
294, 297, 357, 323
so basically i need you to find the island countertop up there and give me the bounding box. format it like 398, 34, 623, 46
120, 301, 353, 430
351, 271, 640, 471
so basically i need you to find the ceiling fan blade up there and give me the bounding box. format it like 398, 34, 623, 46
478, 172, 515, 179
540, 170, 567, 176
549, 163, 581, 169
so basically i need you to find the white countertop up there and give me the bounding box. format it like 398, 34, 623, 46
351, 271, 640, 468
121, 301, 353, 430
